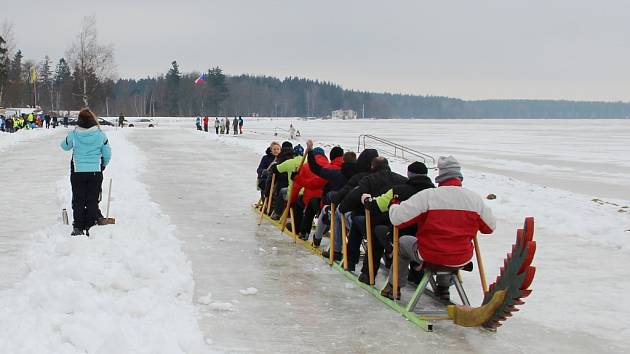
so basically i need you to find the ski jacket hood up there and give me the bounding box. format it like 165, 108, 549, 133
356, 149, 378, 173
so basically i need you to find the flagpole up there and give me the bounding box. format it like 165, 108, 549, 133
32, 66, 37, 107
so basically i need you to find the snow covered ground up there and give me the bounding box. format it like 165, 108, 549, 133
1, 118, 629, 353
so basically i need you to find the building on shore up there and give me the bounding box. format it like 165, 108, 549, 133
331, 109, 358, 120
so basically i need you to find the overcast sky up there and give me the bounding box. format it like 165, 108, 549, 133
2, 0, 629, 101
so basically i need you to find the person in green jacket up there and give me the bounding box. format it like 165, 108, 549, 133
269, 146, 304, 219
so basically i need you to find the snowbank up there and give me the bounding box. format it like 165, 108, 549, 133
0, 128, 58, 152
0, 129, 213, 354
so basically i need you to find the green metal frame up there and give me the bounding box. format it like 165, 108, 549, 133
254, 205, 433, 331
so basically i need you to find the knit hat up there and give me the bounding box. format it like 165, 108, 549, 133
312, 147, 325, 156
330, 146, 344, 160
407, 161, 428, 178
435, 156, 463, 183
282, 141, 293, 149
293, 144, 304, 156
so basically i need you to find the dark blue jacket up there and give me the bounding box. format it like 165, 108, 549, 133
256, 148, 275, 178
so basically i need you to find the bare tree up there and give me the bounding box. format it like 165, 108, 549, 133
66, 16, 115, 107
0, 19, 16, 58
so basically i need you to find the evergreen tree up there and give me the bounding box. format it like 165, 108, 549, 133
205, 66, 229, 114
38, 55, 54, 110
54, 58, 72, 111
4, 49, 23, 106
165, 61, 181, 116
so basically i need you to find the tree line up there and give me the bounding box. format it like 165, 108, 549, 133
2, 18, 630, 118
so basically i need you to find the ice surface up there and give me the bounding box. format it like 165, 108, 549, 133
2, 119, 629, 353
239, 287, 258, 295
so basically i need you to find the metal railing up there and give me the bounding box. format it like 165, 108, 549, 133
357, 134, 436, 168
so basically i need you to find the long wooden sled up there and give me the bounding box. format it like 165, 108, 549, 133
253, 202, 536, 332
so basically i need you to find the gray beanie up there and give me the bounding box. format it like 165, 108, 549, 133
435, 155, 463, 183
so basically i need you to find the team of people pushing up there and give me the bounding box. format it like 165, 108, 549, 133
256, 138, 495, 300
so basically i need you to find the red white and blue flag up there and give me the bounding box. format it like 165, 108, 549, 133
194, 73, 206, 84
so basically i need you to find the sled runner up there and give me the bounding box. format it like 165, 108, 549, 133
254, 199, 537, 332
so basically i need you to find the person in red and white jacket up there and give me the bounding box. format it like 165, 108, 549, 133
381, 155, 496, 300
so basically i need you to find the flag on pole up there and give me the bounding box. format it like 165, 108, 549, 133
30, 66, 37, 83
194, 73, 206, 84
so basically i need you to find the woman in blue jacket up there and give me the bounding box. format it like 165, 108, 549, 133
60, 109, 112, 236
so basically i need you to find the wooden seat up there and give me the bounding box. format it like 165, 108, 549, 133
422, 261, 473, 274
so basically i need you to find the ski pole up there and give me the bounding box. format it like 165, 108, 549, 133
365, 208, 375, 286
473, 235, 488, 293
393, 226, 400, 300
106, 178, 113, 218
329, 203, 336, 265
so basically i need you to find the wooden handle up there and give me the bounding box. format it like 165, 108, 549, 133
473, 235, 488, 293
341, 210, 349, 270
106, 178, 113, 218
365, 208, 375, 286
393, 226, 400, 300
329, 203, 336, 264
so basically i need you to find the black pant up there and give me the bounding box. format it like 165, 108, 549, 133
300, 197, 321, 235
347, 215, 366, 265
71, 172, 103, 230
204, 124, 208, 132
360, 224, 389, 277
215, 127, 219, 134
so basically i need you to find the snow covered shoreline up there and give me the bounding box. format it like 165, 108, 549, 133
0, 129, 210, 353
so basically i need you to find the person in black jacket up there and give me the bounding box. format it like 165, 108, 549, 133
322, 148, 378, 260
328, 149, 378, 206
264, 141, 294, 218
360, 161, 435, 284
256, 142, 281, 198
341, 157, 407, 275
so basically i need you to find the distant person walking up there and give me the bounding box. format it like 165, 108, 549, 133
203, 116, 209, 132
233, 117, 238, 135
214, 118, 220, 134
118, 113, 125, 128
45, 115, 51, 129
52, 116, 58, 128
225, 117, 230, 134
238, 116, 244, 134
60, 108, 111, 237
220, 118, 225, 134
63, 116, 69, 128
195, 117, 202, 131
289, 124, 296, 139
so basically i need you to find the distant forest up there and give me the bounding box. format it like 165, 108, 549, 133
2, 32, 630, 118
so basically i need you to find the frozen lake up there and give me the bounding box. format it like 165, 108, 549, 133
1, 118, 629, 353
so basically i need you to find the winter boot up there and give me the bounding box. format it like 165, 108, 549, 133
358, 272, 371, 285
380, 283, 401, 301
312, 237, 322, 247
322, 249, 342, 262
435, 285, 450, 301
71, 228, 84, 236
435, 274, 451, 301
299, 232, 309, 241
